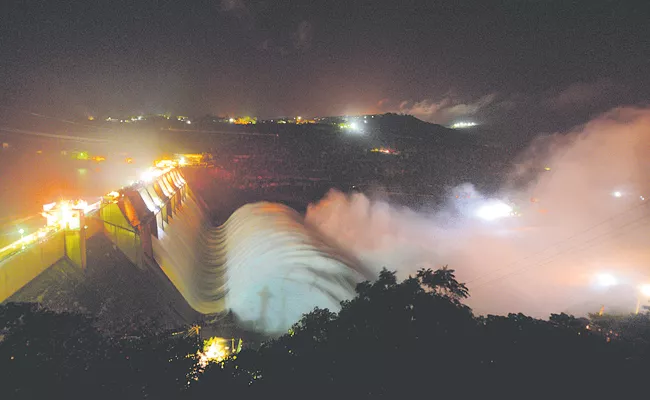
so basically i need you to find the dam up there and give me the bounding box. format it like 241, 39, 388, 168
1, 166, 372, 335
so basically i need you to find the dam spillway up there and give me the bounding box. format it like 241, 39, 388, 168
151, 186, 370, 334
2, 167, 373, 335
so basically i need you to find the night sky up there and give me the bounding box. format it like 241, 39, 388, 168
1, 0, 649, 133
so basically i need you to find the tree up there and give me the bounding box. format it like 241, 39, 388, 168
197, 267, 647, 398
416, 265, 469, 303
224, 267, 478, 398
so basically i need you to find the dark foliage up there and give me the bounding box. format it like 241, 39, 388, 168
4, 268, 650, 399
0, 303, 200, 400
195, 268, 649, 399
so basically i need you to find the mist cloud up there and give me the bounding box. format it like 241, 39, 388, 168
392, 94, 497, 125
292, 21, 313, 51
306, 106, 650, 318
220, 0, 248, 13
546, 80, 620, 111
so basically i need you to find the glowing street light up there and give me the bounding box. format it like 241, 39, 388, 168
595, 273, 617, 288
475, 201, 513, 221
612, 191, 623, 198
640, 284, 650, 297
141, 170, 157, 182
636, 284, 650, 314
18, 228, 25, 249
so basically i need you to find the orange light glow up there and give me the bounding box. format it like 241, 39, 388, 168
233, 116, 257, 125
155, 159, 176, 168
106, 191, 121, 202
41, 200, 97, 230
370, 147, 399, 155
197, 337, 242, 368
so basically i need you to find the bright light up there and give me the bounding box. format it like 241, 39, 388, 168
106, 191, 120, 201
141, 165, 174, 183
141, 167, 167, 182
179, 157, 187, 166
640, 284, 650, 297
186, 120, 192, 124
141, 170, 156, 182
198, 337, 229, 367
370, 147, 399, 155
451, 121, 478, 129
476, 201, 513, 221
155, 159, 176, 169
41, 200, 93, 230
350, 122, 358, 130
595, 273, 618, 287
18, 229, 24, 235
613, 191, 623, 198
229, 118, 234, 123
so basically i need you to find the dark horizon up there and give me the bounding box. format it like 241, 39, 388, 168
2, 0, 649, 137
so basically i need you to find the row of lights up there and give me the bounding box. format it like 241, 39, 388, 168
10, 158, 186, 256
4, 199, 97, 256
451, 121, 477, 129
612, 190, 645, 201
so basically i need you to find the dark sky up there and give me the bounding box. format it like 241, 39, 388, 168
1, 0, 649, 133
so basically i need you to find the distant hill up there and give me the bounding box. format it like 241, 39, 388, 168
366, 113, 497, 151
373, 114, 527, 152
371, 113, 451, 138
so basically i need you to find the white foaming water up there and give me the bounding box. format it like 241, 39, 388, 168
153, 194, 371, 335
306, 107, 650, 318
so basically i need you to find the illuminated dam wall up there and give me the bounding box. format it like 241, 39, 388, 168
2, 168, 372, 335
0, 231, 66, 302
0, 169, 188, 307
0, 215, 103, 304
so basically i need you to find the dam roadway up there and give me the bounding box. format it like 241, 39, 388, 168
0, 167, 371, 335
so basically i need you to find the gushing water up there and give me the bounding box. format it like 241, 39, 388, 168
306, 107, 650, 317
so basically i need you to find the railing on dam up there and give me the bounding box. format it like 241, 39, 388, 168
0, 167, 190, 303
